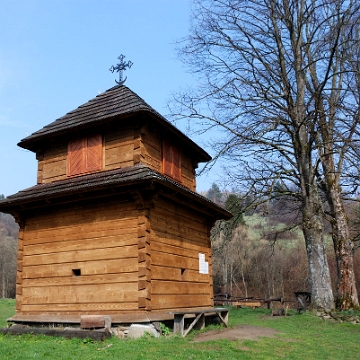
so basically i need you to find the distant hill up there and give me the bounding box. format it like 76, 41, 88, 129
0, 212, 19, 238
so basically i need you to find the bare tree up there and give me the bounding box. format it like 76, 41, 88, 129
211, 193, 245, 294
171, 0, 360, 309
0, 211, 18, 299
306, 1, 360, 309
0, 230, 17, 298
211, 198, 311, 301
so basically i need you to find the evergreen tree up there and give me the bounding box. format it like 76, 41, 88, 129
206, 183, 222, 204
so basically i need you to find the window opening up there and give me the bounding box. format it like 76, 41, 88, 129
72, 269, 81, 276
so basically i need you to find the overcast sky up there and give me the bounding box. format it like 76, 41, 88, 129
0, 0, 222, 197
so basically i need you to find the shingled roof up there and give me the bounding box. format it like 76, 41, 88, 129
0, 164, 231, 219
18, 85, 211, 162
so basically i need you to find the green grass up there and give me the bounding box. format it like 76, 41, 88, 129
0, 299, 16, 327
1, 299, 360, 359
244, 214, 303, 253
244, 214, 333, 248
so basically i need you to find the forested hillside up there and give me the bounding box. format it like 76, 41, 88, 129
0, 195, 18, 299
206, 184, 360, 303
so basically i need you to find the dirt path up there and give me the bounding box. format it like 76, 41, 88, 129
193, 325, 283, 342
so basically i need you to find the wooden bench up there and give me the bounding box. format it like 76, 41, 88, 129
169, 308, 229, 337
232, 300, 262, 309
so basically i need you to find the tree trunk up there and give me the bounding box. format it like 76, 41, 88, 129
1, 267, 5, 299
299, 169, 335, 310
222, 247, 228, 294
328, 186, 359, 309
302, 203, 335, 311
241, 267, 248, 298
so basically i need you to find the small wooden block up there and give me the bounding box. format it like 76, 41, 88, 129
80, 315, 106, 329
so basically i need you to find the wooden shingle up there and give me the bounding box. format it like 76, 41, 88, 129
18, 85, 211, 164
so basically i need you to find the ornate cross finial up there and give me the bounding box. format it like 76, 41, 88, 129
109, 54, 133, 85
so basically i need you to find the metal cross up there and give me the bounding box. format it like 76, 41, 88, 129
109, 54, 133, 85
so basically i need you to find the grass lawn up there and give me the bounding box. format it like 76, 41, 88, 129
0, 299, 359, 360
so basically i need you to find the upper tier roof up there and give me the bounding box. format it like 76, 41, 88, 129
18, 85, 211, 162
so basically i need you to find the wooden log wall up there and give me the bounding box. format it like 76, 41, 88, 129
140, 123, 197, 191
139, 125, 161, 171
149, 196, 213, 311
15, 217, 25, 313
37, 144, 68, 184
37, 126, 137, 184
18, 198, 140, 315
104, 128, 135, 171
131, 190, 152, 310
36, 120, 196, 191
181, 156, 197, 191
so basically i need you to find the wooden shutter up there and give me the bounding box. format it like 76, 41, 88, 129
172, 145, 182, 182
162, 140, 182, 182
162, 140, 173, 177
86, 134, 102, 171
68, 135, 102, 176
68, 138, 86, 176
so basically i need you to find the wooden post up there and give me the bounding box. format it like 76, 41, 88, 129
173, 314, 185, 336
217, 309, 229, 327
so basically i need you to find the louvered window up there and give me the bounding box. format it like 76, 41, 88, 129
68, 135, 102, 176
162, 139, 182, 182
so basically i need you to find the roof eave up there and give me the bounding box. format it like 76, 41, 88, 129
0, 167, 230, 220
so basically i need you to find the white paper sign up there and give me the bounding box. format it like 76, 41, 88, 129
199, 253, 209, 274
